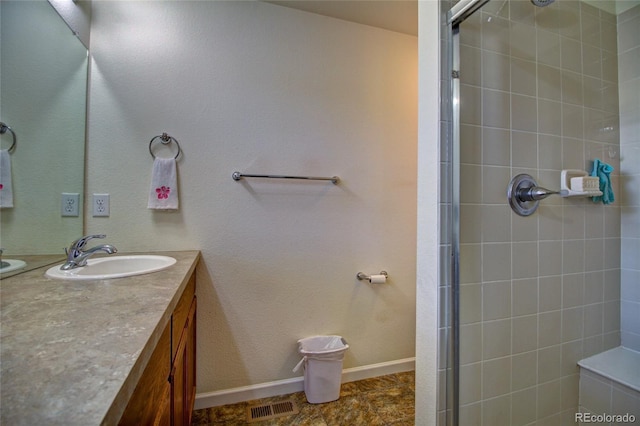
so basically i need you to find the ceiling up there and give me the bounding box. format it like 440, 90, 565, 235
263, 0, 418, 36
263, 0, 639, 37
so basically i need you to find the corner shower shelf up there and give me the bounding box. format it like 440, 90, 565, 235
559, 170, 602, 198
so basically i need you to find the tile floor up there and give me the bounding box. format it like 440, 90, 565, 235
191, 371, 415, 425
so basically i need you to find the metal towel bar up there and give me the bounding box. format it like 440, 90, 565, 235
232, 172, 340, 185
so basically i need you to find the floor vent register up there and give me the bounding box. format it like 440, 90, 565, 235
246, 399, 299, 422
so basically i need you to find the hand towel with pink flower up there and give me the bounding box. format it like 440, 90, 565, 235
148, 157, 178, 210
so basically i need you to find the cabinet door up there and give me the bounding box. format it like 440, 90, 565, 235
172, 276, 195, 361
171, 296, 196, 426
185, 297, 197, 424
170, 336, 186, 426
155, 385, 172, 426
119, 323, 171, 426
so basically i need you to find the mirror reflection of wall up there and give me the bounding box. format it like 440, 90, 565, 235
0, 1, 87, 263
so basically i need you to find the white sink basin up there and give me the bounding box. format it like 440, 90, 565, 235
45, 255, 176, 280
0, 259, 27, 274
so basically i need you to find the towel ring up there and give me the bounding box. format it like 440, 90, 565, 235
0, 122, 17, 153
149, 132, 181, 159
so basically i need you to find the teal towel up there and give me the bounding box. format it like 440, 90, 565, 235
590, 158, 614, 204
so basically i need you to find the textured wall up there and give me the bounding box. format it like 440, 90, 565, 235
87, 1, 417, 392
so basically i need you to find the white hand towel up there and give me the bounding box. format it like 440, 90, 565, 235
148, 158, 178, 210
0, 149, 14, 208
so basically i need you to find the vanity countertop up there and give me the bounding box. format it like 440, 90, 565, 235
0, 254, 66, 279
0, 250, 200, 425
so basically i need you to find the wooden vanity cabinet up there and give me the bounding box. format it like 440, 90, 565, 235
119, 275, 196, 426
118, 323, 172, 425
170, 276, 196, 426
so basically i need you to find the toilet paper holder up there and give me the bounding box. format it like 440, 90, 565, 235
357, 271, 388, 283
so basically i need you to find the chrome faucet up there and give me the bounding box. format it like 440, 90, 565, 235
60, 234, 117, 270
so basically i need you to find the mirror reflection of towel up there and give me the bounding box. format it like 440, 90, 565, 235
590, 158, 614, 205
0, 149, 14, 208
148, 158, 178, 210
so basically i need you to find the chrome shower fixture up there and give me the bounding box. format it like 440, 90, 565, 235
530, 0, 555, 6
507, 174, 559, 216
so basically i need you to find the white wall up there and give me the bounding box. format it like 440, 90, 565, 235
88, 0, 417, 393
415, 1, 440, 424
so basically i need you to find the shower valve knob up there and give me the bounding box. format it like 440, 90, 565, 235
517, 186, 559, 202
508, 174, 560, 216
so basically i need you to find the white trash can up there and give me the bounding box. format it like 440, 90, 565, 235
293, 335, 349, 404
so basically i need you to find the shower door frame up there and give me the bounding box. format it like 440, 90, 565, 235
443, 1, 490, 425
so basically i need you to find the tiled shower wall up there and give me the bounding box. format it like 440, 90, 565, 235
448, 1, 622, 424
618, 4, 640, 353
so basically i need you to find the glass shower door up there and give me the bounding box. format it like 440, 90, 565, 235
442, 0, 623, 424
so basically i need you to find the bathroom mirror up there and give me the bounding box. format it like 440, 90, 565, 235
0, 0, 88, 278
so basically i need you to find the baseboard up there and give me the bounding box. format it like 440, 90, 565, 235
340, 357, 415, 384
194, 357, 415, 410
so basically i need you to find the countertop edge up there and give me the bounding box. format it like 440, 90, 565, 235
102, 250, 201, 425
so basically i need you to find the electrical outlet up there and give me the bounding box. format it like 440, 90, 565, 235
61, 193, 80, 217
92, 193, 110, 217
